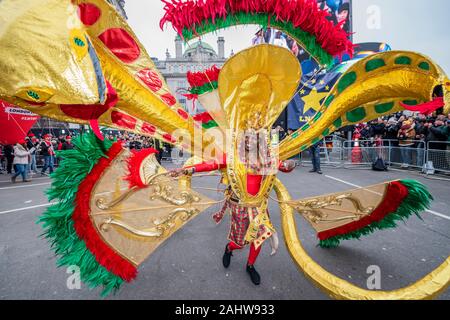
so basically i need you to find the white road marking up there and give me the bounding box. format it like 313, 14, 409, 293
425, 210, 450, 221
0, 182, 51, 190
0, 202, 58, 216
24, 200, 33, 204
325, 175, 362, 189
0, 176, 49, 183
325, 175, 450, 221
325, 175, 383, 196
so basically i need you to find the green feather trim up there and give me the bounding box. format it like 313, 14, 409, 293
319, 180, 433, 249
38, 133, 124, 296
202, 120, 219, 129
181, 12, 334, 66
190, 81, 218, 95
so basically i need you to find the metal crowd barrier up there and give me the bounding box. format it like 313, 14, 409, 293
298, 137, 450, 175
426, 141, 450, 174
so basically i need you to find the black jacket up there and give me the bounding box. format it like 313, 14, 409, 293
370, 123, 386, 137
384, 124, 399, 141
61, 142, 74, 150
426, 125, 448, 142
4, 144, 14, 158
40, 141, 53, 156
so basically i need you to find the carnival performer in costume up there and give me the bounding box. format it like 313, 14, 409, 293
1, 0, 449, 299
173, 135, 297, 285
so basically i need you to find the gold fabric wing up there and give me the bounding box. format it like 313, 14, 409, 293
91, 148, 216, 267
287, 182, 389, 234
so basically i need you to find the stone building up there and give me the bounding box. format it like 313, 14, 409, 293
153, 36, 228, 114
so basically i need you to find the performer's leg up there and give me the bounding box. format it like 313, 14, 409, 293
223, 242, 242, 269
246, 243, 261, 285
227, 242, 243, 251
309, 145, 317, 173
247, 243, 262, 266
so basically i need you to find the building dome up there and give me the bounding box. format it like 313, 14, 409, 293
183, 40, 217, 58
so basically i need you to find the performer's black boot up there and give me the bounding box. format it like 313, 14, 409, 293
246, 265, 261, 285
222, 244, 233, 268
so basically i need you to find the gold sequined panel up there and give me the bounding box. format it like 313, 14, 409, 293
89, 149, 215, 266
0, 0, 101, 105
279, 51, 449, 160
73, 0, 217, 158
219, 44, 301, 131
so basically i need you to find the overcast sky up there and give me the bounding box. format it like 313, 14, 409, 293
125, 0, 450, 73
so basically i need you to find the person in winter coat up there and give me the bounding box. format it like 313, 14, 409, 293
426, 119, 449, 150
11, 139, 31, 183
26, 135, 39, 174
61, 136, 74, 150
398, 119, 416, 168
4, 144, 14, 174
40, 134, 55, 175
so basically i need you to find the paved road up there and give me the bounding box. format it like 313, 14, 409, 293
0, 165, 449, 300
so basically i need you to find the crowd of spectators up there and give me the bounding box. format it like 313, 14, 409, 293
0, 132, 171, 182
278, 112, 450, 170
343, 113, 450, 149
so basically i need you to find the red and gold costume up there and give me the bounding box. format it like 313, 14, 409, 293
186, 157, 291, 266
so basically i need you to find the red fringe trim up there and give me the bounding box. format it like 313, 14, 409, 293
125, 148, 158, 189
187, 65, 221, 88
73, 142, 138, 282
318, 181, 409, 241
160, 0, 353, 57
400, 97, 444, 116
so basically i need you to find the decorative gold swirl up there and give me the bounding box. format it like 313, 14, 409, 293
150, 185, 200, 206
99, 207, 199, 239
99, 217, 162, 238
153, 208, 199, 234
96, 186, 139, 210
288, 193, 373, 223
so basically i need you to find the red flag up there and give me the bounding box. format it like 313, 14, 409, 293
0, 100, 39, 144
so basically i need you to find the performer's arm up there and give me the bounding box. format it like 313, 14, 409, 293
169, 154, 227, 176
187, 161, 227, 173
185, 153, 227, 174
278, 159, 297, 173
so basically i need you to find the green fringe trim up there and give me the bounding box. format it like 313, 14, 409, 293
189, 81, 218, 95
38, 133, 124, 296
319, 180, 433, 249
181, 12, 334, 66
